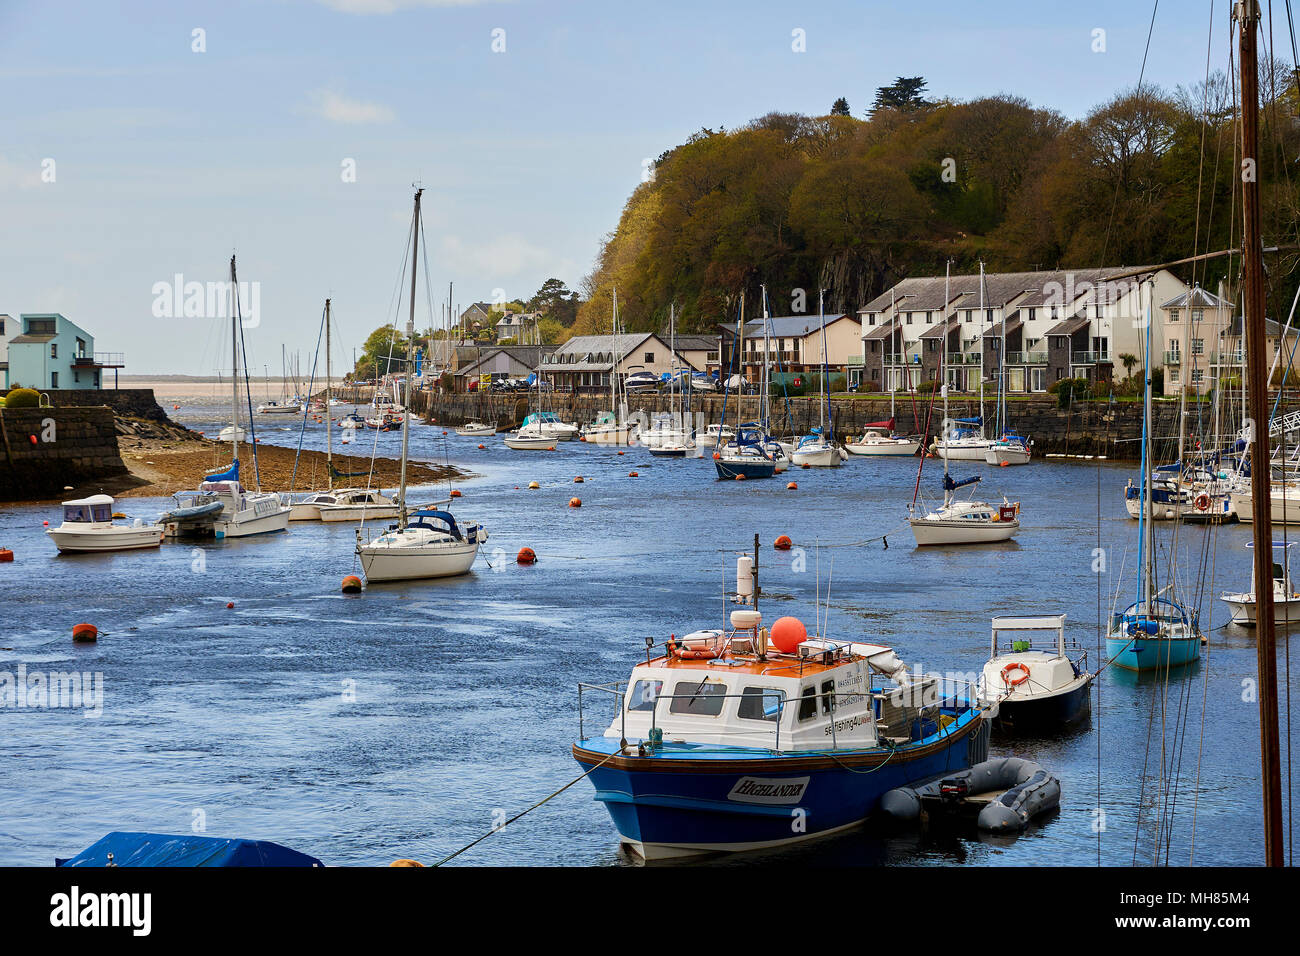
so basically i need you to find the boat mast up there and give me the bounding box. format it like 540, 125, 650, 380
1237, 0, 1284, 865
978, 260, 986, 428
325, 298, 333, 489
761, 285, 771, 429
942, 262, 951, 502
818, 289, 828, 434
611, 286, 618, 419
397, 188, 422, 528
1140, 285, 1154, 614
229, 255, 241, 465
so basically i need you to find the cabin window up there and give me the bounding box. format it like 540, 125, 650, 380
628, 680, 662, 712
668, 680, 727, 717
820, 679, 836, 714
738, 687, 785, 722
797, 686, 818, 721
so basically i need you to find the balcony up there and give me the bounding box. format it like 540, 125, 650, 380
1164, 350, 1181, 365
946, 353, 982, 365
1072, 351, 1111, 364
846, 355, 864, 366
883, 353, 920, 365
74, 351, 125, 368
1209, 351, 1243, 366
1002, 351, 1048, 365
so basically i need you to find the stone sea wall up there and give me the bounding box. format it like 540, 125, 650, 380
0, 406, 128, 501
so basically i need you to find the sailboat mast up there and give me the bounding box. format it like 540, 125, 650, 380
398, 188, 422, 527
1141, 287, 1154, 612
325, 298, 333, 487
1237, 0, 1284, 865
818, 289, 827, 432
229, 255, 241, 463
942, 262, 951, 484
978, 260, 986, 426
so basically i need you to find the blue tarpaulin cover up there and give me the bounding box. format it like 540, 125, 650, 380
56, 832, 323, 867
203, 459, 240, 484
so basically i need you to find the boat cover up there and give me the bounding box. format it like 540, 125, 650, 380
863, 418, 895, 430
204, 459, 240, 484
942, 474, 981, 491
56, 832, 323, 867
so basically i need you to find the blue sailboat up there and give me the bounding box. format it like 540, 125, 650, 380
1106, 287, 1203, 671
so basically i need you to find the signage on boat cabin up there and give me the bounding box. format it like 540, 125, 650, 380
726, 775, 810, 805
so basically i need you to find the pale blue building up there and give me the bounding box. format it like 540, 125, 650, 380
4, 313, 123, 390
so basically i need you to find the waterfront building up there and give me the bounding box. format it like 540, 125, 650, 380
454, 345, 558, 390
855, 268, 1189, 395
540, 333, 689, 392
3, 313, 123, 390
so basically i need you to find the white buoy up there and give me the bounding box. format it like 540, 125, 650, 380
736, 555, 753, 599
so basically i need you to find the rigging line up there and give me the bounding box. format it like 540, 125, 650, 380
1099, 0, 1161, 267
1096, 440, 1103, 866
1191, 0, 1216, 292
290, 302, 328, 491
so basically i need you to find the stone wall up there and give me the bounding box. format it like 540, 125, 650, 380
2, 387, 173, 423
334, 386, 1300, 462
0, 407, 129, 501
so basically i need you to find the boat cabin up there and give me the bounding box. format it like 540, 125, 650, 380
60, 494, 115, 524
605, 635, 946, 753
982, 614, 1085, 703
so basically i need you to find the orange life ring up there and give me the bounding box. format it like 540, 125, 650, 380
1195, 493, 1211, 512
673, 645, 720, 660
1001, 662, 1031, 686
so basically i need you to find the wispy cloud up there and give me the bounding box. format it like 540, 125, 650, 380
309, 89, 396, 124
313, 0, 500, 14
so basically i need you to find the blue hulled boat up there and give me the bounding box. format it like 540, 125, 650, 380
714, 425, 777, 479
573, 551, 991, 859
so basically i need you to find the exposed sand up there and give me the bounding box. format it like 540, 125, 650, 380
114, 438, 462, 498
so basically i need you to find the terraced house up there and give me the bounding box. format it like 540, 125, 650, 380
855, 268, 1190, 395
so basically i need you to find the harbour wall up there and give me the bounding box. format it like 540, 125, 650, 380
332, 388, 1300, 462
0, 406, 129, 501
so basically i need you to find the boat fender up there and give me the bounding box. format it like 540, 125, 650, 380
1001, 662, 1031, 687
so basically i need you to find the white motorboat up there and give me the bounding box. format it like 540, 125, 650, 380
355, 188, 488, 584
976, 615, 1092, 731
696, 423, 735, 449
46, 495, 164, 553
455, 420, 497, 436
641, 413, 693, 451
1221, 541, 1300, 626
504, 430, 556, 450
1229, 483, 1300, 524
286, 490, 338, 521
522, 411, 578, 441
317, 488, 400, 523
583, 410, 638, 445
845, 422, 919, 457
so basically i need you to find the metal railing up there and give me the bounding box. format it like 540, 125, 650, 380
1072, 351, 1110, 364
1163, 350, 1181, 365
946, 353, 982, 365
1002, 350, 1049, 365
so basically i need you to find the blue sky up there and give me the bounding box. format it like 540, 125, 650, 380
0, 0, 1277, 373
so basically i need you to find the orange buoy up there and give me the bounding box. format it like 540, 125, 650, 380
628, 471, 638, 477
801, 463, 811, 469
787, 482, 798, 490
617, 451, 625, 455
569, 497, 582, 508
389, 859, 424, 867
712, 452, 721, 460
341, 575, 363, 594
579, 436, 587, 442
226, 602, 235, 609
528, 481, 540, 489
734, 474, 746, 481
574, 476, 584, 483
43, 520, 49, 527
173, 404, 180, 410
774, 534, 793, 551
517, 547, 537, 564
71, 623, 98, 643
0, 548, 13, 562
770, 616, 807, 654
29, 435, 37, 445
478, 444, 485, 449
450, 490, 462, 498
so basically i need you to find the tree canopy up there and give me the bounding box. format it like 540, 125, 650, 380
571, 71, 1300, 337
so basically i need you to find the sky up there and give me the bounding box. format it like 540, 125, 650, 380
0, 0, 1291, 374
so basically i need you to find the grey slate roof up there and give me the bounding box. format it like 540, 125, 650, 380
1162, 287, 1232, 310
542, 333, 659, 372
740, 314, 854, 338
859, 267, 1158, 315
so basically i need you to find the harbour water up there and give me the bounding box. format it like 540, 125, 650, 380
1, 401, 1294, 866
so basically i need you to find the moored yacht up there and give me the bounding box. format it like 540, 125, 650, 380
908, 474, 1020, 546
1221, 541, 1300, 626
844, 419, 919, 457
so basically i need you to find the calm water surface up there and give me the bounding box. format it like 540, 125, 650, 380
1, 402, 1295, 866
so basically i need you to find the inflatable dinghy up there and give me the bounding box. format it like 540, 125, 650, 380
881, 756, 1060, 832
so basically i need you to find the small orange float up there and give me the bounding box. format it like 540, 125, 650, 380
569, 497, 582, 508
517, 547, 537, 564
787, 482, 798, 490
0, 548, 13, 562
71, 623, 98, 643
341, 575, 363, 594
773, 534, 793, 550
450, 490, 462, 498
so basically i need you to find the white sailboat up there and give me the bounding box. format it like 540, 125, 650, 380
936, 261, 992, 462
909, 262, 1020, 546
176, 256, 290, 539
356, 189, 487, 583
646, 304, 695, 457
582, 287, 638, 445
791, 290, 841, 468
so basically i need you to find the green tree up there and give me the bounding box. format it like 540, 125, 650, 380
870, 77, 930, 115
830, 97, 850, 116
358, 326, 408, 378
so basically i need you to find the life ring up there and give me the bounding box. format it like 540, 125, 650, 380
674, 645, 720, 660
1195, 493, 1211, 512
1001, 662, 1031, 687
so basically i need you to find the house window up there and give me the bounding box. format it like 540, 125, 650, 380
644, 352, 654, 363
1169, 309, 1180, 323
51, 372, 58, 388
50, 343, 58, 359
1191, 310, 1204, 323
986, 309, 994, 323
904, 312, 912, 324
1027, 308, 1036, 321
1191, 338, 1204, 355
1171, 368, 1181, 385
668, 681, 727, 717
1031, 368, 1046, 392
1191, 369, 1204, 385
965, 310, 973, 321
